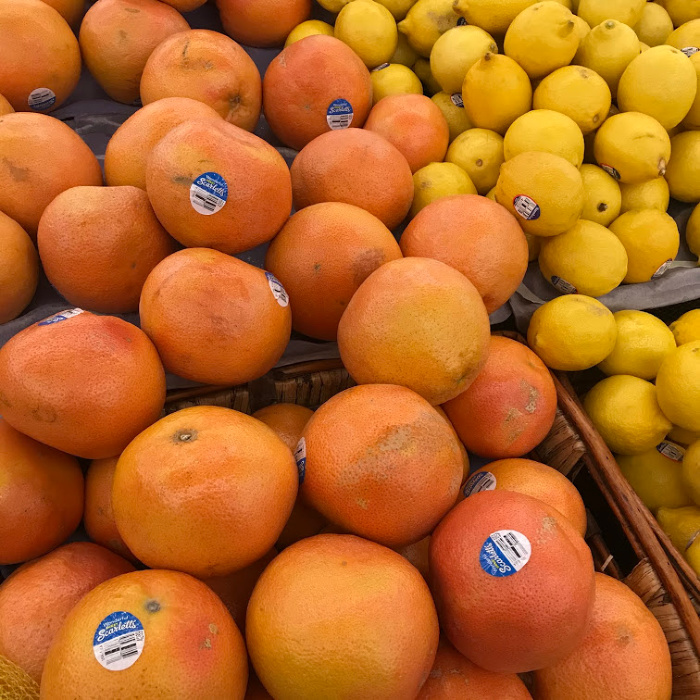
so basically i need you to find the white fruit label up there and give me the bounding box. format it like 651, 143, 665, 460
550, 276, 577, 294
189, 172, 228, 216
652, 259, 672, 279
37, 308, 84, 326
327, 99, 354, 130
372, 63, 390, 72
656, 442, 684, 462
513, 195, 541, 221
600, 163, 621, 180
682, 47, 699, 57
265, 272, 289, 307
463, 470, 497, 497
457, 17, 467, 25
93, 612, 145, 671
450, 93, 464, 108
27, 88, 56, 111
294, 437, 306, 484
480, 530, 531, 578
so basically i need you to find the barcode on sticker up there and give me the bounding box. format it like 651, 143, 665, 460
656, 442, 684, 462
463, 470, 496, 497
294, 437, 306, 485
652, 259, 672, 279
600, 163, 621, 180
265, 272, 289, 307
450, 93, 464, 108
103, 633, 140, 665
682, 47, 699, 57
551, 276, 577, 294
38, 308, 84, 326
372, 63, 390, 72
93, 611, 145, 672
27, 88, 56, 111
479, 529, 531, 577
189, 172, 228, 216
192, 191, 219, 212
326, 99, 354, 130
513, 195, 540, 221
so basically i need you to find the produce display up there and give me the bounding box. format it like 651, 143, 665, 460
0, 0, 699, 697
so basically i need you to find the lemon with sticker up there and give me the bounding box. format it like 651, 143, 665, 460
666, 19, 700, 52
619, 178, 670, 214
527, 294, 617, 371
656, 341, 700, 433
284, 20, 334, 47
410, 162, 477, 217
445, 128, 504, 195
370, 64, 423, 103
598, 310, 677, 380
431, 92, 472, 141
391, 33, 419, 66
335, 0, 398, 69
670, 309, 700, 346
633, 2, 674, 46
579, 165, 621, 227
397, 0, 459, 57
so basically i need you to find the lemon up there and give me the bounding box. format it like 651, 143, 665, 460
682, 53, 700, 130
660, 0, 700, 28
683, 439, 700, 504
410, 162, 477, 217
397, 0, 459, 57
446, 128, 504, 194
666, 19, 700, 52
316, 0, 352, 12
656, 341, 700, 432
577, 0, 645, 28
687, 203, 700, 257
431, 92, 473, 141
370, 64, 423, 102
593, 112, 671, 184
335, 0, 398, 68
573, 15, 591, 43
539, 220, 628, 297
391, 32, 419, 66
580, 164, 622, 226
575, 20, 640, 97
504, 110, 584, 168
640, 41, 651, 51
657, 505, 700, 552
619, 178, 670, 213
486, 186, 497, 201
598, 310, 677, 379
633, 2, 674, 45
376, 0, 418, 20
430, 26, 498, 95
685, 535, 700, 576
669, 424, 700, 446
671, 310, 700, 346
413, 57, 442, 95
284, 20, 335, 47
609, 209, 680, 283
462, 53, 532, 135
533, 65, 611, 135
617, 442, 692, 512
495, 151, 584, 236
452, 0, 536, 35
527, 295, 617, 370
584, 375, 672, 455
617, 46, 697, 129
665, 131, 700, 203
504, 2, 579, 79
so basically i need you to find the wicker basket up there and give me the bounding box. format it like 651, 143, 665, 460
166, 353, 700, 697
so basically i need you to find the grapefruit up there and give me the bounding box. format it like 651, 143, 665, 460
0, 113, 103, 236
443, 335, 558, 458
364, 94, 450, 173
38, 186, 176, 314
0, 418, 83, 565
146, 119, 291, 254
262, 35, 372, 150
104, 97, 224, 189
533, 573, 672, 700
264, 202, 403, 340
140, 29, 262, 130
39, 0, 84, 26
79, 0, 190, 104
0, 310, 166, 459
217, 0, 311, 47
246, 534, 439, 700
400, 194, 529, 313
160, 0, 206, 9
0, 542, 134, 682
41, 569, 248, 699
430, 490, 595, 673
0, 0, 80, 112
139, 248, 292, 385
395, 535, 431, 581
300, 384, 464, 547
337, 257, 491, 405
112, 406, 298, 577
291, 129, 414, 229
0, 211, 38, 324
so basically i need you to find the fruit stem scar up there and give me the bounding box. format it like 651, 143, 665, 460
145, 600, 160, 613
173, 429, 198, 443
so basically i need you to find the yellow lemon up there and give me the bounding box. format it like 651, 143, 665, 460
370, 64, 423, 103
608, 209, 680, 283
685, 535, 700, 576
391, 32, 419, 66
657, 505, 700, 552
284, 20, 335, 47
687, 202, 700, 257
633, 2, 674, 45
412, 57, 442, 95
665, 131, 700, 203
410, 162, 477, 217
619, 177, 670, 213
495, 151, 584, 236
316, 0, 352, 12
584, 375, 672, 455
445, 128, 504, 194
335, 0, 398, 68
527, 294, 617, 370
656, 341, 700, 432
525, 232, 542, 261
462, 53, 532, 135
397, 0, 459, 57
504, 1, 580, 79
669, 424, 700, 447
573, 15, 591, 43
430, 25, 498, 95
598, 309, 677, 379
683, 439, 700, 504
504, 109, 584, 167
486, 186, 497, 201
660, 0, 700, 28
375, 0, 418, 20
617, 46, 697, 129
617, 442, 692, 512
579, 164, 622, 226
682, 53, 700, 130
533, 65, 611, 134
670, 309, 700, 346
593, 112, 671, 184
577, 0, 645, 28
666, 19, 700, 52
431, 92, 473, 141
452, 0, 536, 35
538, 220, 628, 297
640, 41, 651, 51
574, 19, 640, 97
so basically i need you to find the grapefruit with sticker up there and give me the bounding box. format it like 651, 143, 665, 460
217, 0, 311, 48
41, 569, 248, 699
